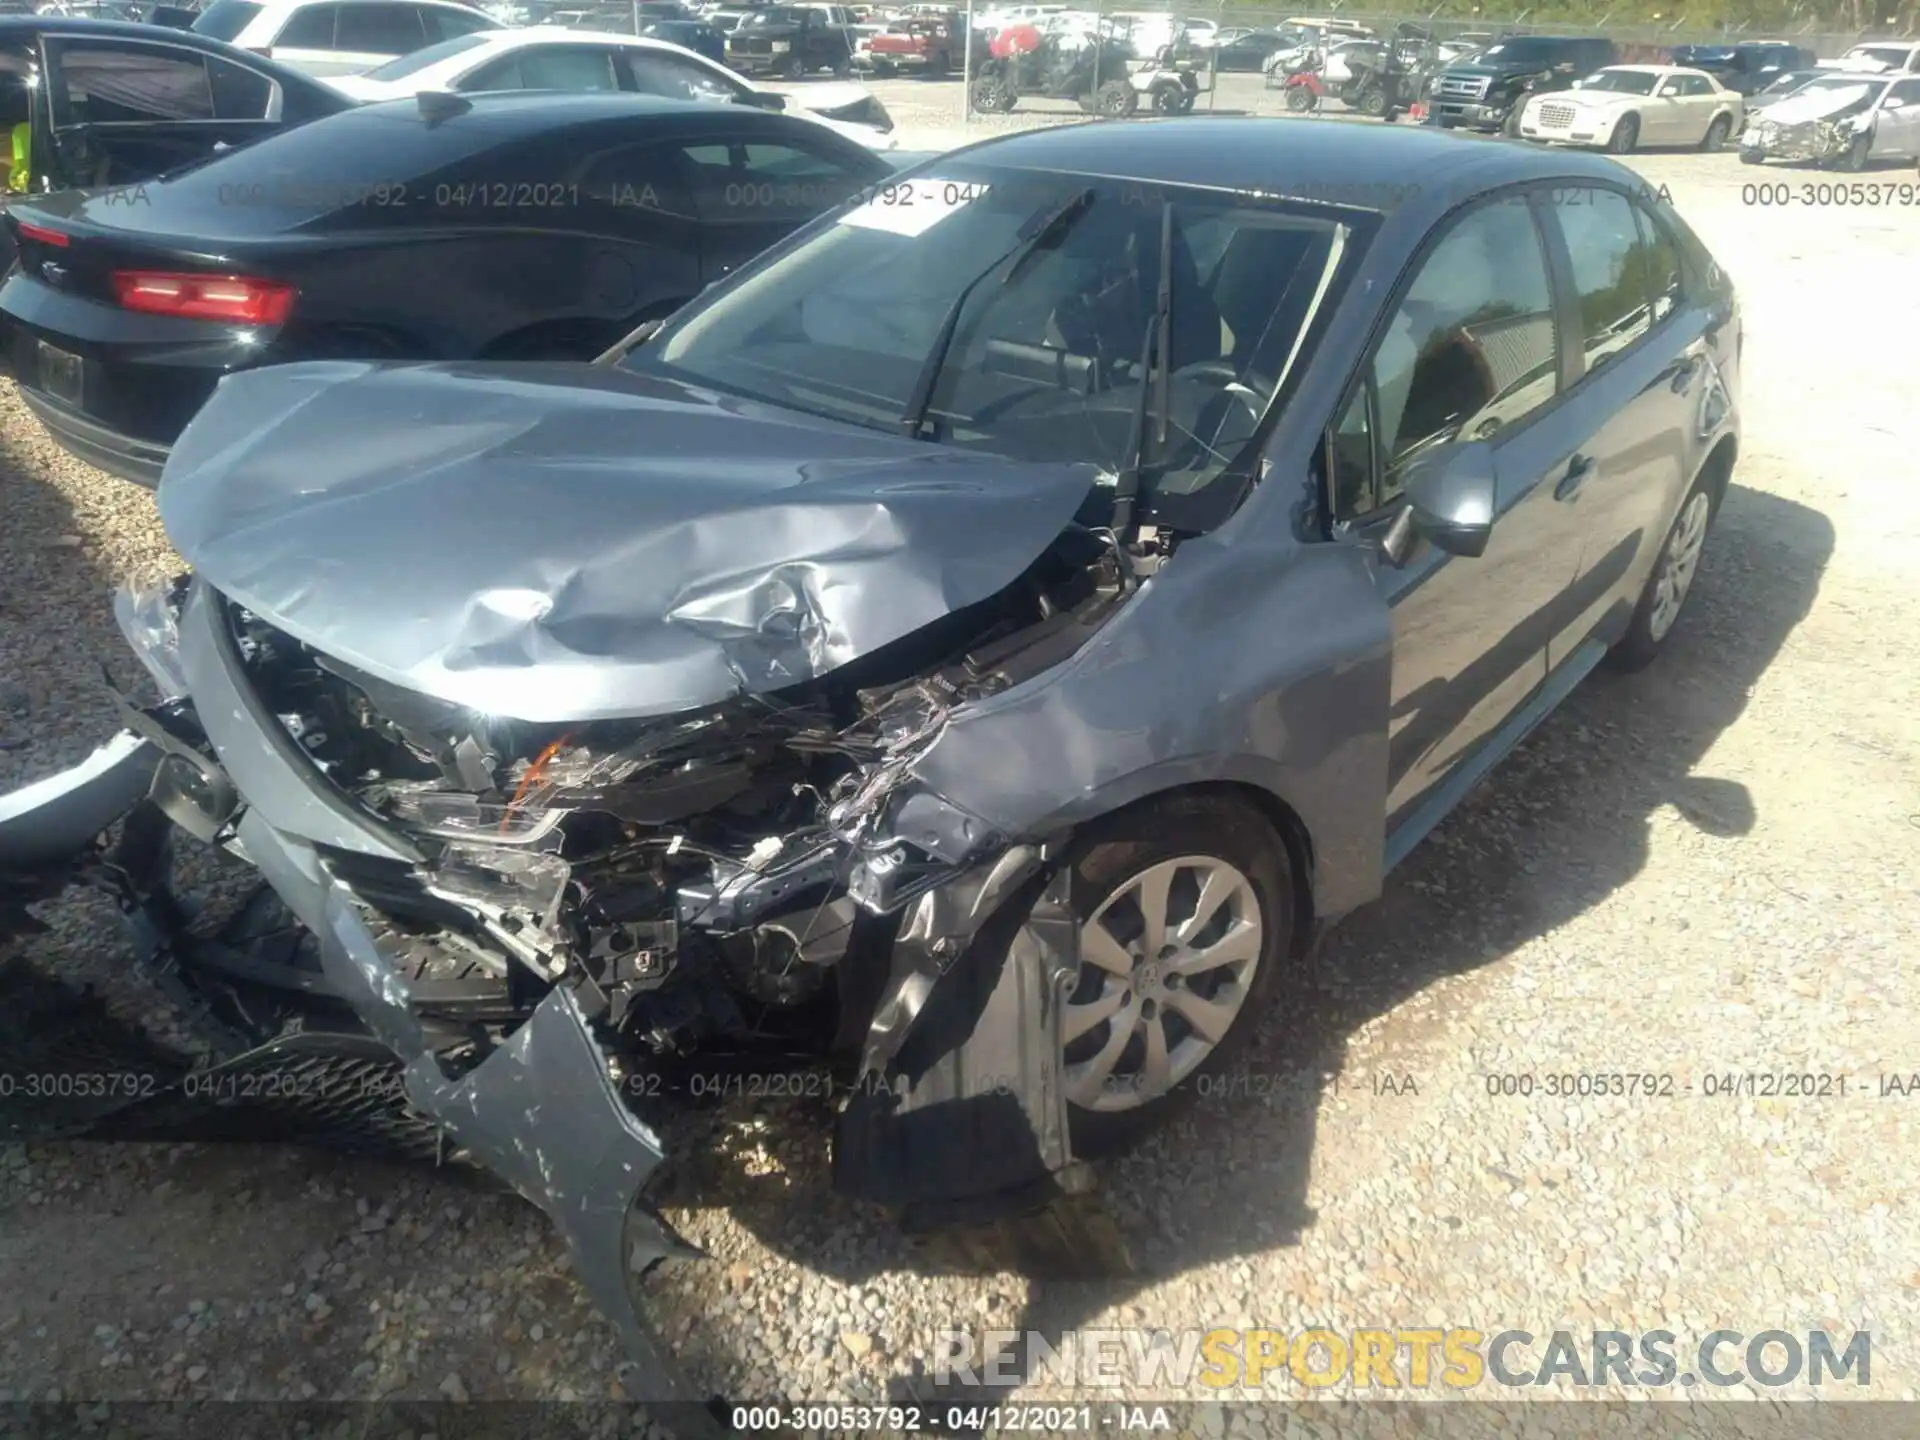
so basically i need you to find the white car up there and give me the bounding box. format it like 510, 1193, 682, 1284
327, 27, 899, 149
1816, 40, 1920, 76
191, 0, 499, 76
1519, 65, 1743, 153
1739, 71, 1920, 169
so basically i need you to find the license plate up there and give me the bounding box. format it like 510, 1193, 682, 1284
36, 340, 84, 409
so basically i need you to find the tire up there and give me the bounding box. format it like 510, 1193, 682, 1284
1607, 113, 1639, 154
1354, 84, 1386, 118
1699, 113, 1731, 152
833, 55, 852, 78
1606, 473, 1719, 673
1150, 81, 1185, 115
780, 53, 806, 79
1054, 792, 1296, 1157
1837, 132, 1870, 171
1285, 84, 1317, 113
1094, 77, 1137, 118
1501, 104, 1523, 138
1433, 114, 1456, 129
1739, 146, 1766, 165
970, 73, 1016, 113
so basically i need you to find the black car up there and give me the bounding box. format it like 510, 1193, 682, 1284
726, 5, 851, 79
1669, 40, 1815, 96
1428, 33, 1617, 133
641, 17, 725, 64
1209, 27, 1295, 73
0, 92, 892, 485
0, 16, 349, 246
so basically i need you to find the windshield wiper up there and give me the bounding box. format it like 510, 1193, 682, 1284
898, 186, 1096, 440
1110, 199, 1174, 539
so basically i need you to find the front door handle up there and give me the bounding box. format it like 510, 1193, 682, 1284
1554, 452, 1594, 501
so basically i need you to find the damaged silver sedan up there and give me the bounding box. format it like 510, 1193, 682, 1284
2, 118, 1741, 1407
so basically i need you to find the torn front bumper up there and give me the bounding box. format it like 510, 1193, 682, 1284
153, 575, 717, 1406
1741, 117, 1853, 160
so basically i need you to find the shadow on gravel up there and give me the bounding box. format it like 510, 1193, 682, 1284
652, 481, 1834, 1416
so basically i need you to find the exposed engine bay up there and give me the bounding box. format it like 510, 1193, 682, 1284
214, 520, 1136, 1077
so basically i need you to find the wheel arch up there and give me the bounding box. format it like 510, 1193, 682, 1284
1695, 429, 1738, 514
1039, 773, 1321, 957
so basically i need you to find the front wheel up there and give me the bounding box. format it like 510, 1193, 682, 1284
1607, 113, 1639, 154
780, 53, 807, 79
1285, 83, 1317, 112
1353, 83, 1386, 117
970, 72, 1017, 112
1057, 793, 1295, 1157
1837, 132, 1871, 171
1700, 113, 1731, 152
1150, 81, 1185, 114
1093, 77, 1137, 118
1607, 475, 1718, 672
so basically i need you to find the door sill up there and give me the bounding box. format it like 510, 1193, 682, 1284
1383, 636, 1609, 873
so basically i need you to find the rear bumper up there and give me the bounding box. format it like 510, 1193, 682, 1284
16, 384, 171, 488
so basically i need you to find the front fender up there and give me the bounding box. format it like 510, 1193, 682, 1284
905, 530, 1393, 921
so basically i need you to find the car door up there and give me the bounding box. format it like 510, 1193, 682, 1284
37, 35, 290, 187
327, 2, 431, 74
1876, 77, 1920, 156
1327, 190, 1587, 828
681, 130, 876, 281
262, 4, 344, 74
1638, 74, 1688, 142
1532, 184, 1706, 671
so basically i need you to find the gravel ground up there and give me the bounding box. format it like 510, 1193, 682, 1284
2, 100, 1919, 1428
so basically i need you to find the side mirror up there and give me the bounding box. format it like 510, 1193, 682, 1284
1389, 440, 1497, 563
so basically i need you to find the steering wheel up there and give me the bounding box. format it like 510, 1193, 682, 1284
1160, 358, 1275, 468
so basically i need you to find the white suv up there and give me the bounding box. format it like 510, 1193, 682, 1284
193, 0, 500, 76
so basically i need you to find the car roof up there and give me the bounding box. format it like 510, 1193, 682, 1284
337, 89, 759, 130
243, 0, 490, 12
942, 116, 1638, 206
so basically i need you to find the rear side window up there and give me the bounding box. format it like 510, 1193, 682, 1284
273, 5, 338, 46
50, 42, 215, 123
510, 46, 622, 90
208, 55, 275, 117
1545, 186, 1651, 374
192, 0, 262, 40
681, 138, 869, 223
625, 50, 741, 101
576, 139, 698, 217
336, 4, 429, 54
1630, 200, 1686, 325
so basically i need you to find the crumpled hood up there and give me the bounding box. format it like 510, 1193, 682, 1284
158, 361, 1101, 724
1758, 83, 1873, 123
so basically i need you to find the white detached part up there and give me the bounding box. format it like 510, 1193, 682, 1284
326, 26, 898, 149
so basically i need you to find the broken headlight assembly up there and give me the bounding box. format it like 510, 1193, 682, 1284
112, 573, 191, 700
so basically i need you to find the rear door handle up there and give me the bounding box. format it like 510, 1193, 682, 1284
1554, 452, 1594, 501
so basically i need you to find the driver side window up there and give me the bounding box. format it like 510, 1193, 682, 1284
1328, 194, 1559, 520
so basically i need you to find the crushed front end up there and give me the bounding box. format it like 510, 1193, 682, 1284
68, 512, 1132, 1392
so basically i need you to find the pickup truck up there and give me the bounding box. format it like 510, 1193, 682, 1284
856, 11, 960, 75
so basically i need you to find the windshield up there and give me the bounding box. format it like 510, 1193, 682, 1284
1579, 69, 1657, 94
1480, 39, 1564, 63
742, 8, 795, 25
191, 0, 262, 39
1796, 76, 1885, 101
362, 32, 495, 80
1846, 45, 1909, 66
630, 168, 1356, 502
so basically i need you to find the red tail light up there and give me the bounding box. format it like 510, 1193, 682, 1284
111, 271, 297, 325
15, 221, 69, 247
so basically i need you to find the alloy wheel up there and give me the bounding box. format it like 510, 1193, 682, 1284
1648, 490, 1712, 643
1063, 855, 1264, 1112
